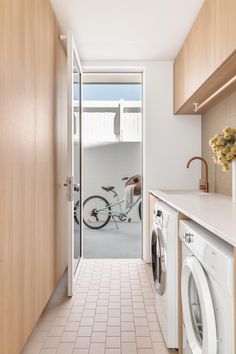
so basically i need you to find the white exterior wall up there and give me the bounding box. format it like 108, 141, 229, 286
82, 61, 202, 261
82, 143, 142, 222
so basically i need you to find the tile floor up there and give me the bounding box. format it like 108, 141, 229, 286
23, 259, 175, 354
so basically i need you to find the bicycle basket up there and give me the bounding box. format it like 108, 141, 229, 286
125, 175, 142, 196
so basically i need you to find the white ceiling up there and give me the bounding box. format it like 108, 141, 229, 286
51, 0, 204, 61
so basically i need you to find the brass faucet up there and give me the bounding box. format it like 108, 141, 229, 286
186, 156, 209, 193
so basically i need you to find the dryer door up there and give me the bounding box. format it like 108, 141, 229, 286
181, 256, 217, 354
151, 225, 166, 295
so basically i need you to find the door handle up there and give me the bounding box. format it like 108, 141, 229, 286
64, 176, 74, 201
74, 184, 80, 192
64, 183, 79, 190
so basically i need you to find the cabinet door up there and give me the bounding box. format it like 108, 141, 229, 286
194, 0, 218, 93
35, 0, 58, 319
216, 0, 236, 63
174, 0, 217, 113
0, 0, 36, 353
174, 0, 236, 114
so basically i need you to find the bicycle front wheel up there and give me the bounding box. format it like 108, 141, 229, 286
83, 196, 111, 229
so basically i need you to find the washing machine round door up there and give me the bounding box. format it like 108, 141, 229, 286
181, 256, 217, 354
151, 225, 166, 295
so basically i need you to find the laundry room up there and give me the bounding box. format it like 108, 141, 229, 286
2, 1, 236, 354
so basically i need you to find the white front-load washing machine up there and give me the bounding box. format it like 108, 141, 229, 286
151, 200, 178, 349
179, 220, 234, 354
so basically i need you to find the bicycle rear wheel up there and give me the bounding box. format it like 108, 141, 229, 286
83, 196, 111, 229
138, 201, 142, 221
74, 200, 80, 226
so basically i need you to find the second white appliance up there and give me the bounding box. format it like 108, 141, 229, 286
179, 220, 234, 354
151, 200, 178, 348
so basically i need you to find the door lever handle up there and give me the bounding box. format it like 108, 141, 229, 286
64, 181, 79, 193
74, 184, 80, 192
64, 176, 74, 201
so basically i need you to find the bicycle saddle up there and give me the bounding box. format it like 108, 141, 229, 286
102, 186, 115, 192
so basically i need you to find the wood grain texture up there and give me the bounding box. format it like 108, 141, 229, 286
175, 50, 236, 114
174, 0, 236, 114
202, 91, 236, 195
0, 0, 36, 353
34, 0, 57, 320
0, 0, 67, 352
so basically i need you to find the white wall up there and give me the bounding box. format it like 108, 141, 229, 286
81, 142, 141, 222
82, 61, 201, 261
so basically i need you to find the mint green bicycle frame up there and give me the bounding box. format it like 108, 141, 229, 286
96, 194, 141, 218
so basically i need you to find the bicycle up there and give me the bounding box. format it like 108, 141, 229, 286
74, 176, 142, 229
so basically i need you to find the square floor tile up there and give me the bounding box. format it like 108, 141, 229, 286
136, 337, 152, 349
80, 317, 94, 326
135, 327, 150, 337
107, 318, 120, 326
121, 331, 136, 342
61, 331, 77, 342
57, 343, 74, 354
107, 326, 120, 337
106, 336, 120, 348
121, 342, 137, 354
105, 349, 121, 354
93, 322, 107, 332
73, 350, 89, 354
91, 332, 106, 343
43, 337, 60, 349
121, 322, 135, 331
74, 336, 90, 349
78, 327, 93, 337
89, 343, 105, 354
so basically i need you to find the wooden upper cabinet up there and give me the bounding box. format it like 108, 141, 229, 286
174, 0, 236, 114
216, 0, 236, 62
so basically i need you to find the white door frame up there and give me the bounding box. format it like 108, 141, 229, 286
82, 65, 146, 260
65, 31, 83, 296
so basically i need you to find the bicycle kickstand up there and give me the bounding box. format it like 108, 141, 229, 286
112, 216, 119, 230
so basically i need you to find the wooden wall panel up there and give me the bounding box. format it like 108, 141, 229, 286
0, 0, 67, 352
0, 0, 36, 353
34, 0, 57, 320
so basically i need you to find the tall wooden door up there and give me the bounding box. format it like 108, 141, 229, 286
0, 0, 36, 352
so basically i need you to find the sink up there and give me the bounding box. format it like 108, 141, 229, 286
160, 189, 203, 195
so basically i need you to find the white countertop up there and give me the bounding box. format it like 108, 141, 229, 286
150, 189, 236, 247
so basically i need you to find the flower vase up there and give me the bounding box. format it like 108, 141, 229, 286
232, 160, 236, 204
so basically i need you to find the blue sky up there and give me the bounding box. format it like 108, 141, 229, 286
74, 84, 141, 101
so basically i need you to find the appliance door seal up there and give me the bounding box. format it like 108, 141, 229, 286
151, 224, 166, 295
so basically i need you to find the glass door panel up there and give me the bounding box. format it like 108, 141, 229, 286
66, 31, 83, 296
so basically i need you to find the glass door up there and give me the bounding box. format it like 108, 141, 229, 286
66, 31, 83, 296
